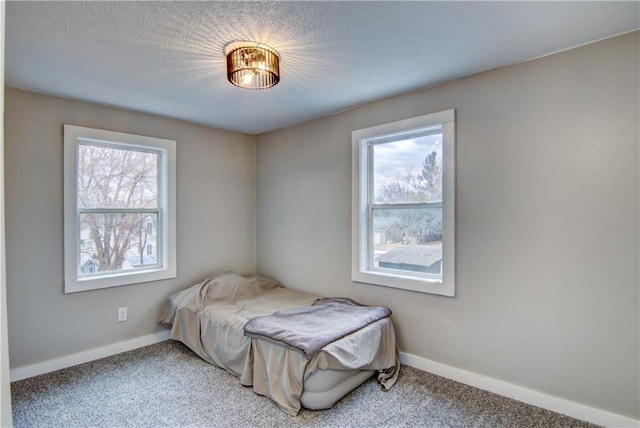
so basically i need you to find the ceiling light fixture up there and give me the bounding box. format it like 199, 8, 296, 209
226, 42, 280, 90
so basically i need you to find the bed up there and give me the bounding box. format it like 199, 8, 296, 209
161, 272, 400, 415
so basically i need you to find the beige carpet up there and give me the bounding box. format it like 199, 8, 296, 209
11, 340, 598, 427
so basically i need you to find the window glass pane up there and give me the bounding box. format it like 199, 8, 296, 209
372, 128, 443, 204
80, 212, 159, 275
78, 143, 158, 209
372, 206, 442, 276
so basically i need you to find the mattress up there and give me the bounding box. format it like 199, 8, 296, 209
301, 369, 375, 410
164, 272, 400, 415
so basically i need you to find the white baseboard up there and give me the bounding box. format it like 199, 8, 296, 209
10, 329, 171, 382
400, 352, 639, 428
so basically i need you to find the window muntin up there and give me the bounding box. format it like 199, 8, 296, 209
352, 110, 455, 296
64, 125, 176, 293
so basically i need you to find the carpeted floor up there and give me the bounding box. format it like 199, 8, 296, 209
11, 340, 598, 427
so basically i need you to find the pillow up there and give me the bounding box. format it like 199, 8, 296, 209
204, 272, 255, 303
158, 270, 232, 324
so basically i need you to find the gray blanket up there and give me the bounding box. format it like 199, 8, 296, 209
243, 297, 392, 358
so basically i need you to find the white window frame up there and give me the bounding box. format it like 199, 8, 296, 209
351, 109, 455, 296
63, 125, 177, 293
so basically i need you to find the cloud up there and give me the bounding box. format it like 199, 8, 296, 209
373, 133, 442, 184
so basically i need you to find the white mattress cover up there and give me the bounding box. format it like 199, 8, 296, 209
166, 273, 400, 415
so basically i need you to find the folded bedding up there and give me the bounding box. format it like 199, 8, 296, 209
244, 297, 392, 358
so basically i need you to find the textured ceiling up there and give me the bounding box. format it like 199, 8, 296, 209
5, 1, 639, 135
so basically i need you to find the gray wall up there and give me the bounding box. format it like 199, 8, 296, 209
5, 88, 257, 368
256, 32, 639, 418
1, 5, 13, 424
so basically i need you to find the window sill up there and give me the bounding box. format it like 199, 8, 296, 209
352, 269, 454, 297
65, 267, 176, 294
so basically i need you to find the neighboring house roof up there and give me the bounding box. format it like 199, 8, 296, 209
126, 254, 157, 268
80, 253, 96, 265
373, 217, 402, 232
376, 245, 442, 268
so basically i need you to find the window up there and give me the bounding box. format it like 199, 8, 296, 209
64, 125, 176, 293
351, 110, 455, 296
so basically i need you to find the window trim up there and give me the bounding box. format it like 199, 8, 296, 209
63, 125, 177, 293
351, 109, 455, 296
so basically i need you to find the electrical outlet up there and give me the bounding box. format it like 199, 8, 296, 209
118, 307, 128, 322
